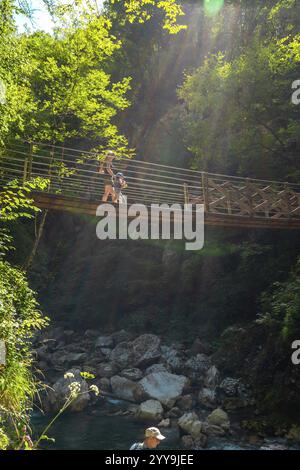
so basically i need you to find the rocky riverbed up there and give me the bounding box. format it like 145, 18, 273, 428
33, 327, 300, 450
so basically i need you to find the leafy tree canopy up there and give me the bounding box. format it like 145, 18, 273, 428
179, 0, 300, 180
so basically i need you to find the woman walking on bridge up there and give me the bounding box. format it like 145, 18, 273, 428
98, 150, 116, 202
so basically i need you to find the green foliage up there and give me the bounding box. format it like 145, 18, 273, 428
110, 0, 186, 34
259, 257, 300, 341
242, 412, 295, 436
0, 261, 49, 414
0, 178, 49, 222
50, 0, 183, 35
0, 165, 49, 447
45, 0, 186, 34
0, 1, 134, 155
0, 426, 9, 450
0, 2, 34, 146
0, 0, 187, 158
179, 1, 300, 180
22, 18, 131, 151
0, 260, 49, 449
268, 0, 296, 22
0, 178, 49, 257
241, 418, 268, 434
287, 425, 300, 442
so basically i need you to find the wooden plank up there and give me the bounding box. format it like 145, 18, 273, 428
32, 193, 300, 230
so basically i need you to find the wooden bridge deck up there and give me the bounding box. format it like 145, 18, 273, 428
1, 142, 300, 230
32, 192, 300, 229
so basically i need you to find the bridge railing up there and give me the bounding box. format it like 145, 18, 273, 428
0, 141, 300, 220
201, 174, 300, 219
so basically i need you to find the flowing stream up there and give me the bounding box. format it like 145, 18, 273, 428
31, 411, 179, 450
31, 405, 299, 451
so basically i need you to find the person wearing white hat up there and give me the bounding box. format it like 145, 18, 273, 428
98, 150, 116, 202
130, 427, 166, 450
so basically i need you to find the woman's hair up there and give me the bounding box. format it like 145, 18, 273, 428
106, 150, 115, 158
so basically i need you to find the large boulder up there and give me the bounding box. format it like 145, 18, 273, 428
198, 388, 217, 408
95, 335, 114, 349
97, 362, 119, 378
131, 334, 161, 368
49, 350, 87, 369
158, 418, 170, 428
145, 363, 170, 375
139, 372, 189, 407
219, 377, 240, 397
206, 408, 230, 430
176, 395, 194, 411
110, 375, 146, 402
63, 343, 87, 353
137, 400, 163, 421
84, 329, 99, 339
111, 330, 133, 344
204, 366, 220, 389
166, 407, 182, 418
64, 352, 88, 366
189, 421, 204, 439
219, 378, 253, 410
109, 342, 133, 369
97, 377, 110, 393
178, 412, 198, 431
160, 346, 184, 373
100, 348, 111, 358
202, 423, 226, 437
46, 368, 90, 412
178, 412, 204, 439
120, 368, 143, 381
185, 354, 211, 378
109, 334, 161, 369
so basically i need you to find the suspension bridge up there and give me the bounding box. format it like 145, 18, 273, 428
1, 142, 300, 229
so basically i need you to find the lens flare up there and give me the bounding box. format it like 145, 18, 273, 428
204, 0, 224, 17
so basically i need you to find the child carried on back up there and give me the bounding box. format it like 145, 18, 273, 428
112, 172, 127, 203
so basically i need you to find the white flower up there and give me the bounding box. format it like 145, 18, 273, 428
68, 381, 81, 398
90, 385, 100, 396
64, 372, 75, 379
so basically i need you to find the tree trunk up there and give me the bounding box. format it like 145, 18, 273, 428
24, 209, 48, 271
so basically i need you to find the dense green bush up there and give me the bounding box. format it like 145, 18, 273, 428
0, 426, 9, 450
0, 261, 48, 447
259, 257, 300, 341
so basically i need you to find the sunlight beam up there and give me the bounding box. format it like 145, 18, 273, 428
204, 0, 224, 17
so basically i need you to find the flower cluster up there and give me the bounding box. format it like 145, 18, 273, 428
64, 372, 75, 379
68, 381, 81, 398
89, 385, 100, 396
